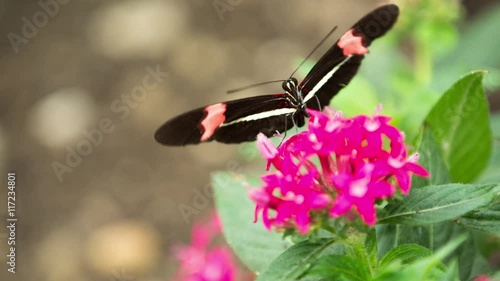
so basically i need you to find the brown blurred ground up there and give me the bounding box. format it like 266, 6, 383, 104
0, 1, 497, 281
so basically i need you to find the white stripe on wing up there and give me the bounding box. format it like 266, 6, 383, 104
302, 56, 352, 103
220, 108, 297, 127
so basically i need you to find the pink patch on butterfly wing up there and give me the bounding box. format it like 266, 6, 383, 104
200, 103, 227, 141
337, 29, 369, 56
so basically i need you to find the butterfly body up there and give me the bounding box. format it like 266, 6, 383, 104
155, 4, 399, 146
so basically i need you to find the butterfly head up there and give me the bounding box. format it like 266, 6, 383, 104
282, 77, 299, 93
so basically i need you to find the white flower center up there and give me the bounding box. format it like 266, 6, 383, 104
309, 133, 318, 143
294, 195, 305, 204
309, 133, 323, 150
388, 157, 405, 169
350, 178, 369, 198
326, 120, 342, 133
365, 118, 380, 132
203, 263, 223, 279
312, 116, 321, 128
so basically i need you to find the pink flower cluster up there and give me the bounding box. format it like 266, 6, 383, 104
250, 108, 429, 233
474, 275, 493, 281
173, 214, 237, 281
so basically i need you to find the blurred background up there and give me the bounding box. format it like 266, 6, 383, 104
0, 0, 499, 280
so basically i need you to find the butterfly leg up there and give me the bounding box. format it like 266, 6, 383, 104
313, 95, 321, 111
276, 116, 288, 148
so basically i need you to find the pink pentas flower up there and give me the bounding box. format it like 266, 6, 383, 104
373, 151, 430, 194
300, 109, 361, 156
353, 113, 404, 159
250, 107, 429, 233
256, 133, 282, 170
330, 162, 395, 225
248, 158, 331, 234
173, 213, 237, 281
474, 275, 491, 281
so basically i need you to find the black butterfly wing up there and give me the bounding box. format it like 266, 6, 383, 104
154, 94, 296, 146
213, 112, 295, 144
155, 106, 206, 146
300, 4, 400, 110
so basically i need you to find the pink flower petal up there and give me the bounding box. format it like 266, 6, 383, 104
405, 162, 430, 177
356, 198, 377, 226
394, 169, 411, 194
173, 214, 238, 281
257, 133, 278, 159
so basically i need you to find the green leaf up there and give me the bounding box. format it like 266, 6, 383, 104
476, 143, 500, 183
455, 234, 491, 280
256, 238, 343, 281
429, 222, 462, 252
377, 224, 492, 279
373, 236, 466, 281
378, 244, 433, 271
442, 260, 459, 281
376, 224, 436, 260
365, 229, 378, 270
477, 113, 500, 183
307, 255, 371, 281
425, 71, 492, 183
376, 224, 397, 259
456, 202, 500, 235
421, 223, 491, 280
379, 183, 500, 225
212, 172, 292, 273
412, 125, 451, 188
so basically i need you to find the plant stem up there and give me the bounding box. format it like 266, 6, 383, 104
414, 37, 433, 86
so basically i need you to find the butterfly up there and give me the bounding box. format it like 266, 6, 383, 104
155, 4, 399, 146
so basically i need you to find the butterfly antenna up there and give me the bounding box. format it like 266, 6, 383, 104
227, 80, 286, 94
289, 26, 338, 78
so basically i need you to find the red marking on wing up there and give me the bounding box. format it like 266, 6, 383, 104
200, 103, 227, 141
337, 29, 368, 56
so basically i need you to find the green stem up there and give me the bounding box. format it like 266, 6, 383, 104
414, 37, 433, 86
321, 224, 338, 235
429, 225, 434, 251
